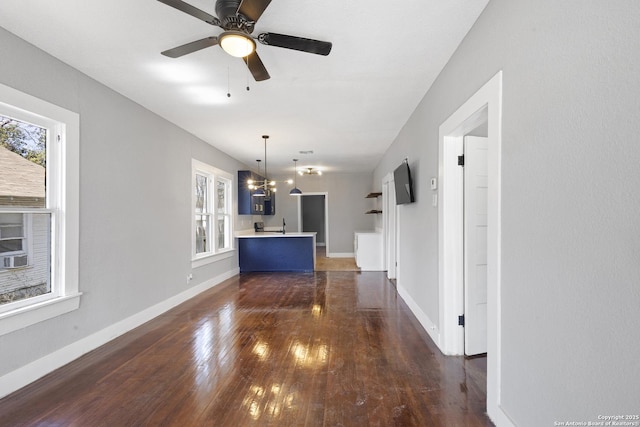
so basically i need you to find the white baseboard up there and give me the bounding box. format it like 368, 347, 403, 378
327, 252, 354, 258
397, 282, 441, 351
0, 267, 239, 399
488, 406, 517, 427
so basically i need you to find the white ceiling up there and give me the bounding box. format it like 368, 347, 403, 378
0, 0, 488, 174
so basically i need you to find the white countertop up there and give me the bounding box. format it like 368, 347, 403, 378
235, 230, 317, 238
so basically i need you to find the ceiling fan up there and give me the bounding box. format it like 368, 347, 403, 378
158, 0, 332, 81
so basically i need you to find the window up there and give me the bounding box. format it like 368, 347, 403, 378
216, 178, 232, 251
0, 83, 80, 336
0, 214, 27, 256
0, 116, 49, 305
192, 160, 234, 265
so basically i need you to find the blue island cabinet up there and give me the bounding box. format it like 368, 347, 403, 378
238, 234, 316, 272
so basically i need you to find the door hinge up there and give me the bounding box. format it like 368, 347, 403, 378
457, 155, 465, 166
458, 314, 465, 326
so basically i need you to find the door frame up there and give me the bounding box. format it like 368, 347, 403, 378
438, 71, 511, 425
297, 192, 329, 253
382, 173, 397, 279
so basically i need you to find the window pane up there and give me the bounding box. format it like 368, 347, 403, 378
195, 214, 209, 254
0, 239, 23, 253
195, 174, 208, 213
217, 217, 225, 250
0, 213, 51, 305
217, 215, 231, 251
0, 115, 46, 208
0, 224, 23, 239
0, 213, 24, 253
0, 112, 51, 307
216, 179, 226, 213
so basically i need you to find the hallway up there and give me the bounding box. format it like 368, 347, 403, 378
0, 272, 491, 426
315, 247, 359, 271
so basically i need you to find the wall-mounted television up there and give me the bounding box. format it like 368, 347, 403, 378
394, 161, 415, 205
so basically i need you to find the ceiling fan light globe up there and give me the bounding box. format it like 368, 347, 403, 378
219, 31, 256, 58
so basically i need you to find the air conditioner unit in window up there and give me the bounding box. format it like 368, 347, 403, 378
1, 255, 28, 269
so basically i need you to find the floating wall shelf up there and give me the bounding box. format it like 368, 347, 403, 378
365, 191, 382, 214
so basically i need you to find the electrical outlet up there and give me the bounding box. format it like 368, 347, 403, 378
186, 273, 193, 284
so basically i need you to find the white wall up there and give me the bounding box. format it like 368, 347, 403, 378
374, 0, 640, 425
0, 27, 252, 382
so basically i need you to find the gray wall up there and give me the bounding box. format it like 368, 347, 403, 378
262, 173, 375, 254
0, 27, 252, 377
373, 0, 640, 425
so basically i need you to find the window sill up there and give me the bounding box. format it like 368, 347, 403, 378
0, 292, 82, 337
191, 249, 235, 268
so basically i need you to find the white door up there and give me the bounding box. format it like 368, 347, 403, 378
385, 179, 397, 279
464, 136, 488, 356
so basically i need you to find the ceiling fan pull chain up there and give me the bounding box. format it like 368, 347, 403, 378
246, 56, 251, 91
227, 66, 231, 98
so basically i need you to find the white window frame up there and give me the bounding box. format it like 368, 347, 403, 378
0, 83, 80, 336
191, 159, 234, 268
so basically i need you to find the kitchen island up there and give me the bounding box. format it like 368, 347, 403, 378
236, 231, 316, 273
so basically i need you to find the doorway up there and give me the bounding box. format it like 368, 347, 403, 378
297, 192, 329, 254
437, 71, 507, 424
301, 194, 326, 245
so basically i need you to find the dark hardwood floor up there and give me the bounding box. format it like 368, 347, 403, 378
0, 272, 492, 426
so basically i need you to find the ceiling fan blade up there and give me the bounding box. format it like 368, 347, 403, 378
238, 0, 272, 22
157, 0, 220, 26
243, 51, 270, 81
161, 37, 219, 58
258, 33, 332, 56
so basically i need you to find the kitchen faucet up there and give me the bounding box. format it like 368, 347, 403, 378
282, 218, 286, 234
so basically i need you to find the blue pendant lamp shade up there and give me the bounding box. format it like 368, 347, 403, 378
290, 159, 303, 195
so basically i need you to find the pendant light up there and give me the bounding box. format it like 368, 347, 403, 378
299, 167, 322, 176
252, 135, 275, 197
289, 159, 302, 195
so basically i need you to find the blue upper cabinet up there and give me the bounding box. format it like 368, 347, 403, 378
238, 170, 254, 215
238, 170, 275, 215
